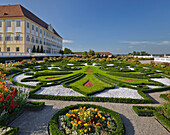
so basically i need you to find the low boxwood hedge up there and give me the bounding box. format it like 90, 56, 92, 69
10, 72, 36, 88
133, 105, 170, 130
49, 104, 125, 135
160, 94, 170, 101
154, 111, 170, 130
25, 101, 45, 111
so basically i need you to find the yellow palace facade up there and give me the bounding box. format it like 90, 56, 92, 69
0, 4, 62, 53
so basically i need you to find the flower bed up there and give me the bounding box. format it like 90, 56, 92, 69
83, 80, 94, 87
49, 104, 124, 135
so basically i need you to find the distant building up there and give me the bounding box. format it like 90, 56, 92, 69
97, 52, 113, 57
74, 52, 113, 57
0, 4, 62, 53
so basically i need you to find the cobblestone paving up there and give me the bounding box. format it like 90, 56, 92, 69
9, 91, 170, 135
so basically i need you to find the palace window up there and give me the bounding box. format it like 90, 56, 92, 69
0, 22, 2, 27
6, 21, 11, 27
32, 25, 34, 30
40, 39, 42, 44
31, 37, 34, 43
16, 21, 21, 27
26, 35, 30, 41
7, 47, 10, 52
36, 38, 38, 44
27, 22, 30, 28
5, 34, 11, 41
40, 29, 42, 34
15, 33, 21, 41
0, 35, 2, 41
36, 27, 38, 32
16, 47, 19, 52
0, 48, 1, 52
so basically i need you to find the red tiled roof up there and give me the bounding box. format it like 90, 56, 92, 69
0, 4, 62, 38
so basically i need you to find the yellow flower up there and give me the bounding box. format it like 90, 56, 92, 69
92, 109, 94, 111
66, 113, 71, 117
95, 108, 98, 111
71, 121, 74, 124
81, 132, 84, 134
89, 128, 91, 131
107, 121, 109, 125
78, 121, 82, 124
95, 115, 98, 118
102, 117, 105, 120
84, 123, 88, 126
84, 129, 87, 133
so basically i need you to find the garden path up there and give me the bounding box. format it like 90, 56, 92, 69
9, 91, 169, 135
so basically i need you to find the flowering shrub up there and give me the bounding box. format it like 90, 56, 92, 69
0, 72, 29, 125
59, 106, 117, 135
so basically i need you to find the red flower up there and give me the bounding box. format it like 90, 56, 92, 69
4, 97, 9, 101
0, 96, 4, 101
3, 105, 6, 108
13, 104, 17, 109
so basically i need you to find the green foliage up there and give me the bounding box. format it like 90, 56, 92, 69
40, 45, 44, 53
64, 48, 72, 54
37, 45, 40, 53
25, 101, 45, 111
88, 49, 95, 56
32, 45, 36, 53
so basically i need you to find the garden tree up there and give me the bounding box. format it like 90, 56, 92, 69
133, 51, 136, 56
95, 52, 100, 58
59, 49, 64, 55
40, 45, 44, 53
88, 49, 95, 56
83, 51, 88, 56
136, 52, 140, 56
64, 48, 72, 54
128, 53, 132, 55
37, 46, 40, 53
32, 45, 36, 53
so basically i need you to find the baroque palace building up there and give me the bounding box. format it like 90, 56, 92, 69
0, 4, 62, 53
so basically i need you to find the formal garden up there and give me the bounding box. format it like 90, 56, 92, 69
0, 56, 169, 134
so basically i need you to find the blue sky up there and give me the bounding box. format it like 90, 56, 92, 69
1, 0, 170, 54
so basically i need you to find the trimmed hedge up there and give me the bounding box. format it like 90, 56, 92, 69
132, 106, 161, 116
0, 126, 19, 135
25, 101, 45, 111
49, 104, 125, 135
29, 93, 153, 104
160, 94, 170, 101
133, 105, 170, 130
10, 72, 36, 88
142, 86, 170, 93
154, 111, 170, 130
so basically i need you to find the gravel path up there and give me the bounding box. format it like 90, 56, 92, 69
151, 77, 170, 86
9, 91, 169, 135
92, 86, 143, 99
35, 85, 84, 96
13, 73, 39, 86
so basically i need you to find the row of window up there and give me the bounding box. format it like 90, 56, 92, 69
26, 35, 42, 44
0, 47, 19, 52
0, 20, 21, 28
26, 21, 61, 43
0, 36, 22, 41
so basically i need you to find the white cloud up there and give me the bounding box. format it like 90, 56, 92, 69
63, 40, 73, 43
120, 41, 170, 45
